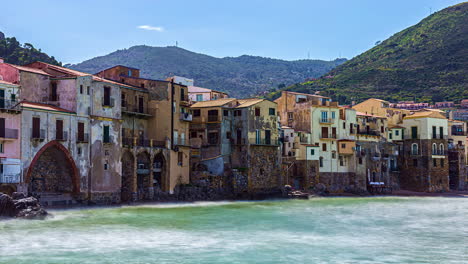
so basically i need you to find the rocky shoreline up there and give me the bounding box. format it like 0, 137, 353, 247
0, 192, 48, 219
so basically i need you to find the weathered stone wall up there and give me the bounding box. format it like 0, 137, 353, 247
248, 146, 281, 192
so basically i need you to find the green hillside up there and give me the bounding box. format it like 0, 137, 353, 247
269, 2, 468, 103
0, 31, 61, 66
68, 46, 345, 98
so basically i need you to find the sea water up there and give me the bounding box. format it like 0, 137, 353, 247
0, 197, 467, 264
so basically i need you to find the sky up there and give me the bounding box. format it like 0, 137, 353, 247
0, 0, 465, 64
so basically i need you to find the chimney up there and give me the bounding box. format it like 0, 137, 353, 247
0, 57, 4, 63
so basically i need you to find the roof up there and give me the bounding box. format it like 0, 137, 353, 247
389, 125, 405, 129
356, 111, 386, 118
21, 101, 75, 114
236, 98, 266, 108
188, 86, 227, 95
403, 111, 447, 120
95, 65, 140, 74
284, 90, 331, 99
6, 63, 52, 76
190, 98, 236, 108
281, 126, 292, 129
0, 80, 19, 86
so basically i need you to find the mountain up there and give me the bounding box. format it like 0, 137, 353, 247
0, 31, 61, 66
269, 2, 468, 104
68, 46, 346, 98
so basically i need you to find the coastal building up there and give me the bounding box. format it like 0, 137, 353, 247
399, 111, 449, 192
188, 86, 228, 102
0, 78, 21, 195
448, 119, 467, 190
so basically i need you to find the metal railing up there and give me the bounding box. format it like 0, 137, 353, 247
451, 131, 466, 136
249, 138, 279, 146
55, 131, 68, 141
76, 133, 89, 143
121, 104, 154, 116
0, 128, 19, 139
319, 118, 335, 124
208, 115, 218, 122
0, 173, 21, 184
31, 129, 46, 140
0, 99, 20, 111
320, 133, 337, 139
357, 130, 381, 136
102, 97, 115, 107
180, 113, 193, 122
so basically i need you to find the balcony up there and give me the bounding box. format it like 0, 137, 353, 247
0, 128, 19, 140
357, 130, 381, 137
103, 135, 114, 144
249, 138, 279, 146
451, 131, 466, 136
54, 131, 68, 141
319, 118, 335, 124
0, 99, 21, 112
76, 133, 89, 143
0, 173, 21, 184
180, 112, 193, 122
102, 97, 115, 107
320, 133, 337, 140
136, 138, 151, 147
31, 129, 46, 141
207, 115, 219, 122
121, 104, 153, 117
432, 150, 447, 156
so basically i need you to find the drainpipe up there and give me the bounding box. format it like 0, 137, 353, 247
170, 79, 175, 150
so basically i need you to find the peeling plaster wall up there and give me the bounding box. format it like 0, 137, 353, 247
18, 72, 50, 103
1, 112, 21, 160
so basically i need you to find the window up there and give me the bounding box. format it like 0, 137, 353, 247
87, 86, 90, 95
411, 127, 418, 139
140, 83, 145, 88
0, 118, 4, 138
208, 132, 218, 145
341, 143, 346, 149
339, 156, 344, 166
78, 122, 85, 142
439, 127, 443, 139
255, 108, 260, 116
321, 111, 328, 122
332, 152, 336, 159
395, 130, 399, 136
234, 110, 242, 117
381, 126, 384, 133
11, 93, 16, 102
193, 109, 201, 117
236, 129, 242, 145
196, 94, 203, 101
208, 110, 218, 122
269, 108, 275, 115
224, 110, 229, 117
287, 112, 293, 119
432, 126, 437, 139
255, 130, 261, 144
413, 159, 418, 167
32, 117, 41, 138
439, 144, 444, 155
433, 159, 437, 167
178, 152, 183, 166
80, 85, 83, 94
56, 119, 64, 140
103, 86, 111, 106
77, 147, 82, 156
180, 88, 185, 101
389, 133, 393, 139
226, 131, 231, 139
349, 123, 354, 134
265, 130, 271, 145
0, 142, 3, 153
411, 143, 418, 155
358, 157, 363, 165
310, 149, 315, 155
190, 131, 197, 138
322, 143, 327, 151
343, 122, 346, 129
121, 93, 126, 107
50, 83, 58, 101
104, 161, 109, 170
432, 143, 437, 155
331, 111, 336, 119
319, 157, 323, 167
103, 125, 110, 143
128, 70, 132, 77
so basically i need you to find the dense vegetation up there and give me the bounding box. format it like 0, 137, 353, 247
0, 31, 61, 66
68, 46, 345, 98
269, 3, 468, 104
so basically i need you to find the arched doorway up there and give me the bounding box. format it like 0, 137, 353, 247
153, 153, 166, 191
121, 151, 135, 202
136, 151, 151, 200
27, 141, 79, 204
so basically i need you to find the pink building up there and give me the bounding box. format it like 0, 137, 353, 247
461, 99, 468, 109
434, 101, 455, 109
390, 101, 430, 110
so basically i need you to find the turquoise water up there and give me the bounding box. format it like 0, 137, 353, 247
0, 197, 467, 264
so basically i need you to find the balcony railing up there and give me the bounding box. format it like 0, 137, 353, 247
0, 128, 19, 139
319, 118, 335, 124
76, 133, 89, 143
357, 130, 381, 136
0, 99, 20, 111
0, 173, 21, 184
121, 104, 154, 116
180, 113, 193, 122
451, 131, 466, 136
31, 129, 46, 140
208, 115, 219, 122
432, 150, 447, 156
102, 97, 115, 107
320, 133, 337, 139
250, 138, 279, 146
137, 138, 151, 147
55, 131, 68, 141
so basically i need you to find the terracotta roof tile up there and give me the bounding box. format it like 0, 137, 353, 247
190, 98, 236, 108
21, 101, 75, 114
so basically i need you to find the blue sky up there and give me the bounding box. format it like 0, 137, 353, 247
0, 0, 464, 64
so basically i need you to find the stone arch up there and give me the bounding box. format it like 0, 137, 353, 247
153, 152, 167, 191
0, 184, 16, 196
136, 151, 151, 199
121, 150, 135, 202
26, 141, 80, 195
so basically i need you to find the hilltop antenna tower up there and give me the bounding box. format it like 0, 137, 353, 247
176, 41, 178, 47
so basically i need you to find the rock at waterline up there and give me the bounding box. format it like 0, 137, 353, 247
0, 192, 48, 219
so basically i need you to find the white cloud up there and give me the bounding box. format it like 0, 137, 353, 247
137, 25, 164, 32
